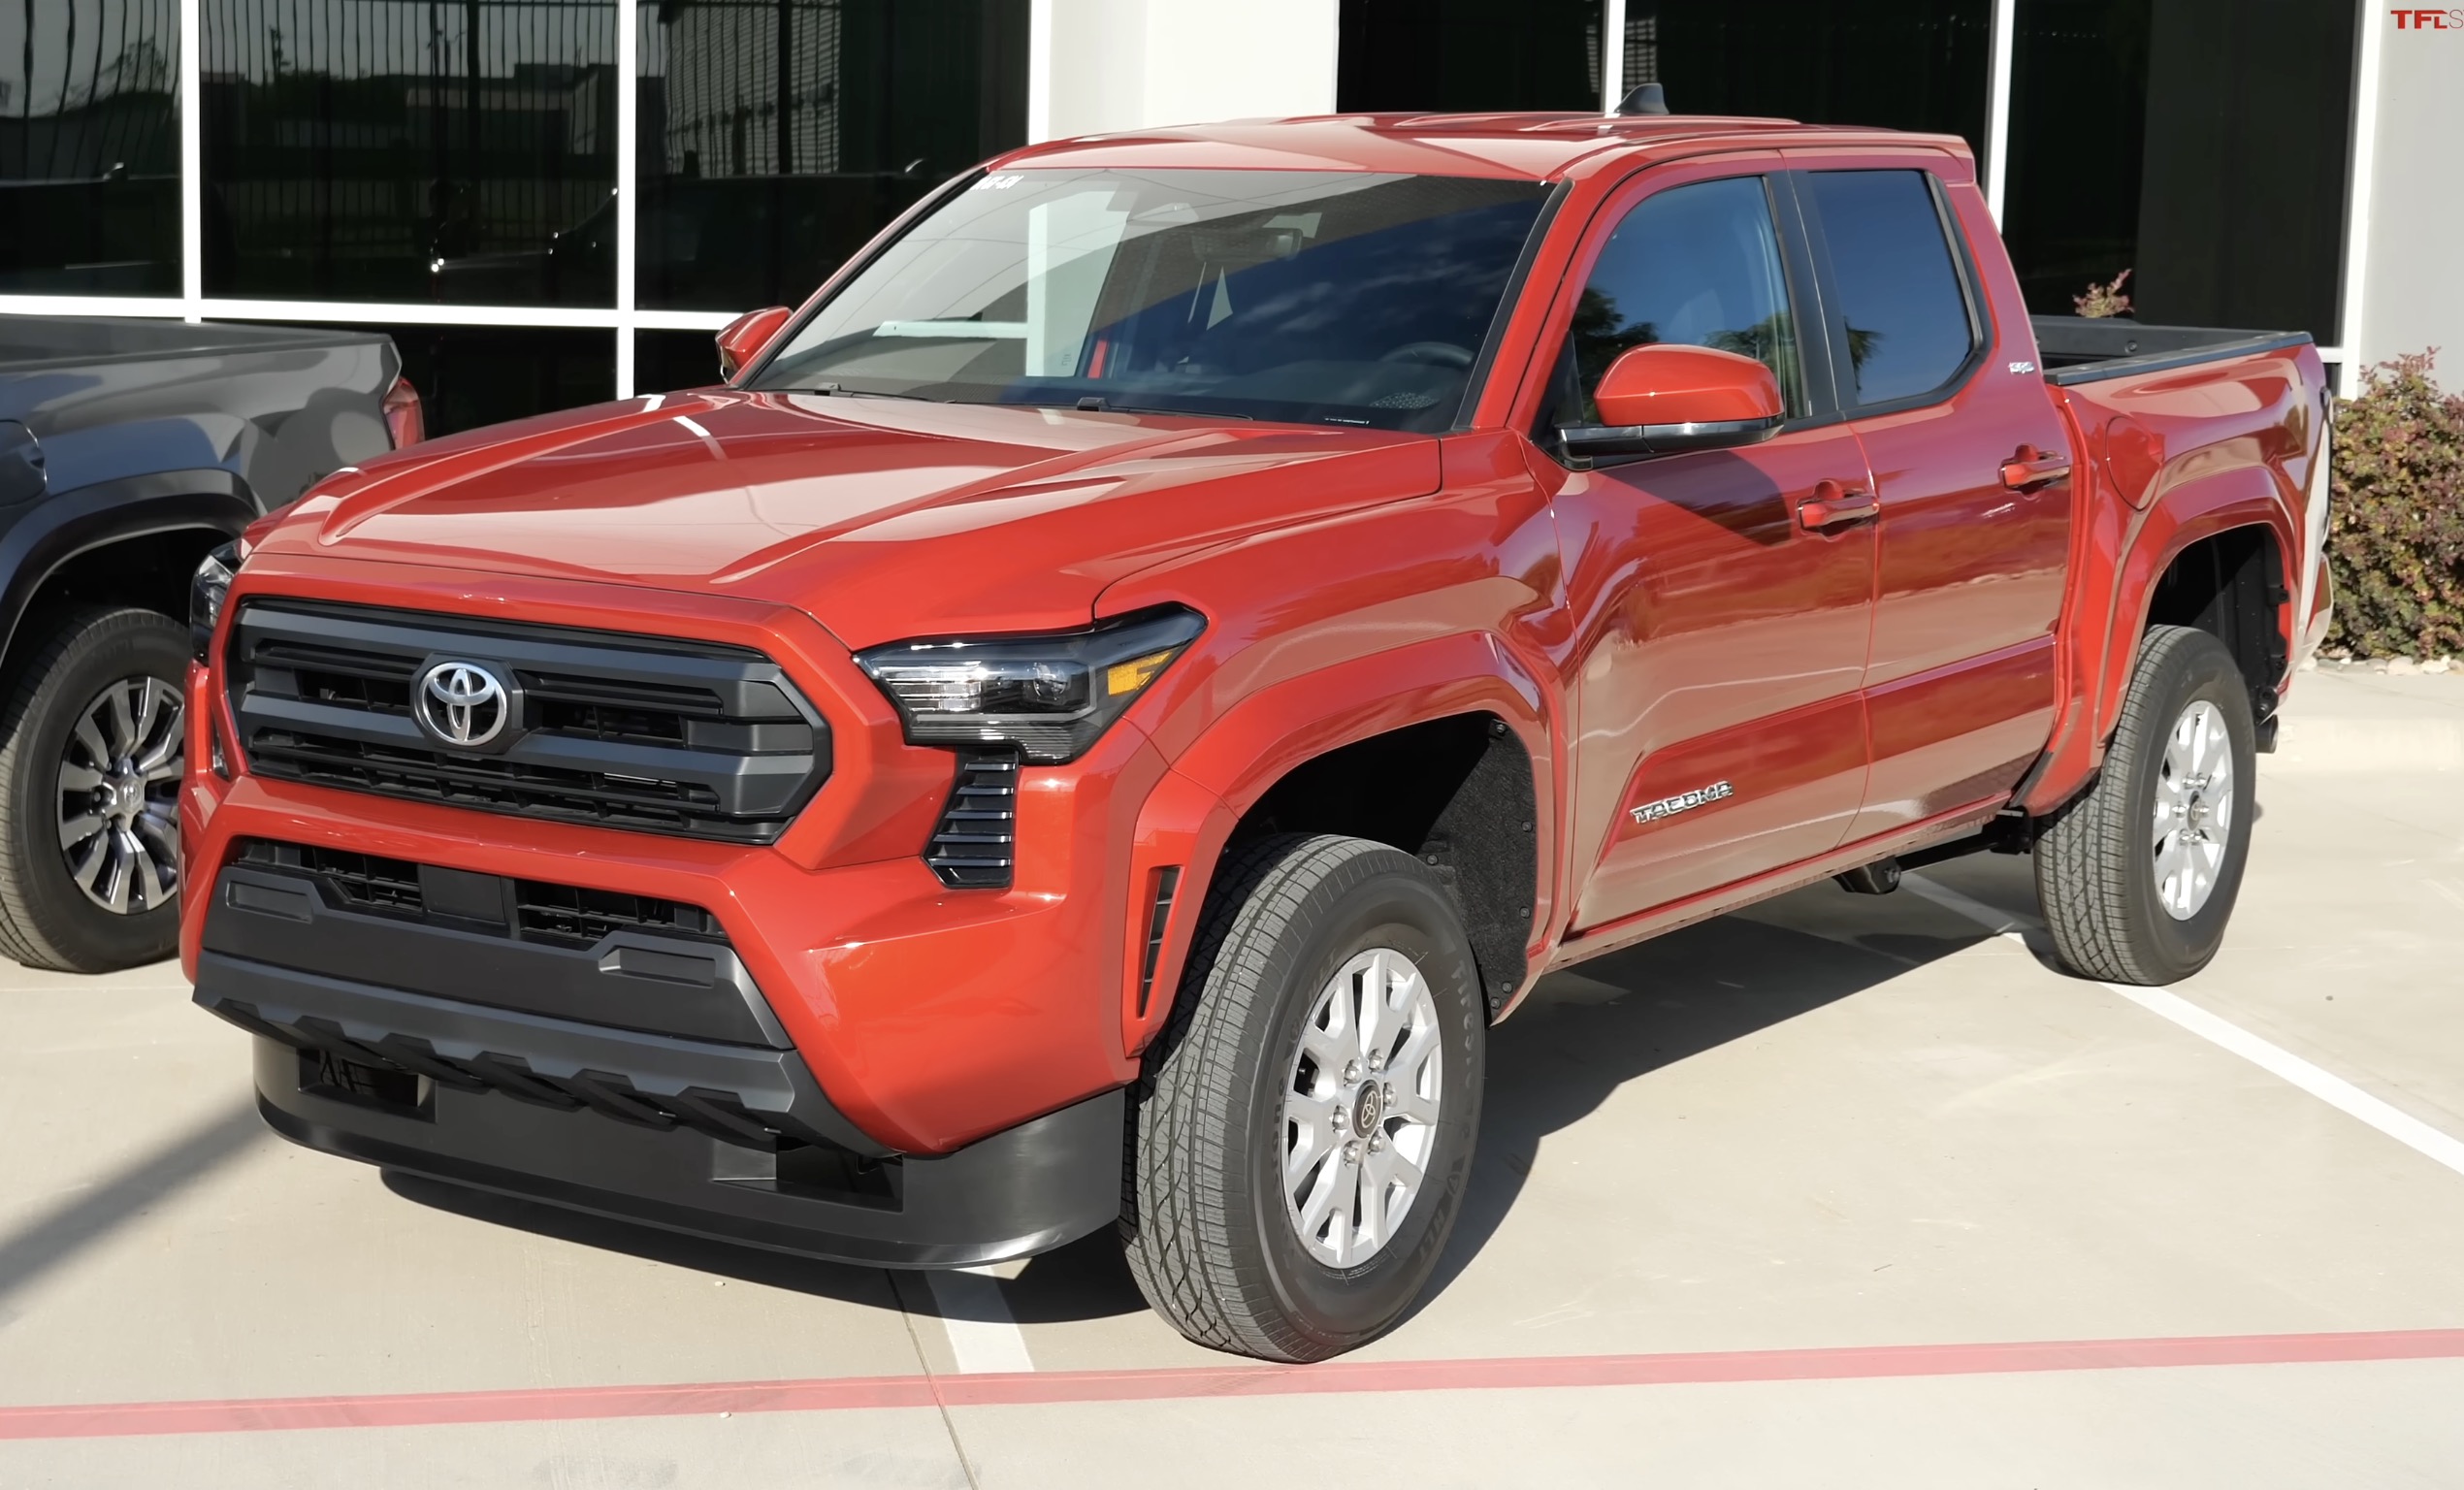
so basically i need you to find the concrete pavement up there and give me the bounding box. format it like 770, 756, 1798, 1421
3, 664, 2460, 1486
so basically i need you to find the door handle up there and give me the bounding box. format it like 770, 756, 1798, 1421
1797, 485, 1877, 532
2000, 447, 2071, 490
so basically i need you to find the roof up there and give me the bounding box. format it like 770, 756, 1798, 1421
993, 113, 1974, 182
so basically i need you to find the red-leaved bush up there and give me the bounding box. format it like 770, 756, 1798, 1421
2326, 352, 2464, 659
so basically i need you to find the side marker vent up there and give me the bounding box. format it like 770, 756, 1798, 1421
1136, 866, 1182, 1017
925, 750, 1020, 889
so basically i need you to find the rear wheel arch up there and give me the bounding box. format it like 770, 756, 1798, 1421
2098, 475, 2296, 762
2139, 524, 2288, 741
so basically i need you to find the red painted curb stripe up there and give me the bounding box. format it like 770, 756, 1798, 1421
6, 1328, 2462, 1441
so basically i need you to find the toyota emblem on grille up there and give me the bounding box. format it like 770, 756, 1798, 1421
416, 660, 513, 747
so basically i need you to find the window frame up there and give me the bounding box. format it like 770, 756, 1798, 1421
1791, 166, 1989, 419
1510, 153, 1847, 469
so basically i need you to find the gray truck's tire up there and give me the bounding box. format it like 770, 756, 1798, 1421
1122, 833, 1485, 1361
0, 607, 188, 973
2035, 625, 2256, 985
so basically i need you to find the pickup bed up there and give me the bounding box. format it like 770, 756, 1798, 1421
0, 315, 418, 971
181, 113, 2329, 1362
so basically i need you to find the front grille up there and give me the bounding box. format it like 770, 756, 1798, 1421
241, 838, 723, 947
247, 841, 426, 916
229, 601, 828, 843
514, 881, 723, 947
926, 750, 1019, 889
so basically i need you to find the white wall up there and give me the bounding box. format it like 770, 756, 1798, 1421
2353, 18, 2464, 382
1034, 0, 1341, 142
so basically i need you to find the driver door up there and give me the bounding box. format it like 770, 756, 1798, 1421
1542, 167, 1880, 930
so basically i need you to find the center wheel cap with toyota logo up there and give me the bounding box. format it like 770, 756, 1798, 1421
415, 659, 521, 749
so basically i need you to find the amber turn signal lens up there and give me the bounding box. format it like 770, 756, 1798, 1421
1106, 648, 1179, 698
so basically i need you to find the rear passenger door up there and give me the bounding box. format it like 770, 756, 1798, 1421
1791, 162, 2073, 841
1538, 164, 1880, 931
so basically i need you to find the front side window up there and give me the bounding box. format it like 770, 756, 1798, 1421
1804, 170, 1977, 406
750, 169, 1552, 432
1548, 175, 1805, 427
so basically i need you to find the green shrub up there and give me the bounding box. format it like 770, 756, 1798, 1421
2325, 352, 2464, 659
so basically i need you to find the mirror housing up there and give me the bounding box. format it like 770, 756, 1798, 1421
716, 306, 793, 381
1559, 342, 1785, 460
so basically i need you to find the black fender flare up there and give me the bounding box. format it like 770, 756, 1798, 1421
0, 468, 259, 671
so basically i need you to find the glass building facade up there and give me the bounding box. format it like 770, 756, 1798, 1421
1, 0, 2365, 435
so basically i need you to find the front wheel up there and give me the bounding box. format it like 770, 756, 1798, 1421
0, 606, 189, 972
2035, 624, 2257, 985
1123, 834, 1486, 1361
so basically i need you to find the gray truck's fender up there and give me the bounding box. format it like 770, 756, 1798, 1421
0, 469, 257, 668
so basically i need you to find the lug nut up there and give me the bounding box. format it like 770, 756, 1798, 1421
1344, 1140, 1361, 1164
1368, 1053, 1383, 1072
1343, 1059, 1361, 1082
1368, 1136, 1383, 1153
1330, 1106, 1346, 1130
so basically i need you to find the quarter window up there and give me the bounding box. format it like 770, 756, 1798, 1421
1558, 176, 1805, 424
1804, 171, 1977, 406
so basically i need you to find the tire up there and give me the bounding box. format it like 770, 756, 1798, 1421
0, 606, 189, 973
2035, 624, 2256, 985
1122, 833, 1486, 1362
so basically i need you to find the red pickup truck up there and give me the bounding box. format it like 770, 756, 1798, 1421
182, 112, 2331, 1362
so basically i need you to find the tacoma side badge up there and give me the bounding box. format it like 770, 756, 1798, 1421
1630, 780, 1735, 826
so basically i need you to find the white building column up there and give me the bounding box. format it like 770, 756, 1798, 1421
1039, 0, 1341, 141
2350, 6, 2462, 394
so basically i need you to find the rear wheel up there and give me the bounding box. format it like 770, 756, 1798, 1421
2035, 624, 2256, 985
0, 607, 188, 972
1123, 834, 1485, 1361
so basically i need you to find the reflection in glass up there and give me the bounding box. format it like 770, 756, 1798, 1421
1562, 176, 1803, 420
750, 169, 1549, 433
1618, 2, 1988, 156
0, 0, 181, 293
1804, 171, 1973, 405
285, 322, 613, 435
2003, 0, 2353, 340
201, 0, 617, 304
637, 0, 1027, 311
1338, 0, 1602, 113
634, 327, 726, 395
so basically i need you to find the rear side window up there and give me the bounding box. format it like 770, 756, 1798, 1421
1805, 171, 1976, 406
1554, 175, 1805, 425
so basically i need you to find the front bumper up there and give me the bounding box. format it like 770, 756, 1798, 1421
195, 858, 1124, 1268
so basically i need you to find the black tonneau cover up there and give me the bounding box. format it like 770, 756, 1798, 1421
2030, 315, 2311, 387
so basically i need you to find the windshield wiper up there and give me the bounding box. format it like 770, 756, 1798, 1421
1008, 394, 1254, 421
771, 383, 946, 403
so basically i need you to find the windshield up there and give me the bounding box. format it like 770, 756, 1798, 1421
750, 169, 1552, 431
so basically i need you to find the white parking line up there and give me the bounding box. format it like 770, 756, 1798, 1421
923, 1266, 1035, 1375
1905, 874, 2464, 1181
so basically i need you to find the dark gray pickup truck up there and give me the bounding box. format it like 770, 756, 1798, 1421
0, 315, 418, 971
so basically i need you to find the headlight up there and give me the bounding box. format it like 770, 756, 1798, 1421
190, 540, 239, 662
855, 606, 1205, 763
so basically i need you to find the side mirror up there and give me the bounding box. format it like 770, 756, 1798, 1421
1559, 343, 1785, 460
715, 306, 793, 381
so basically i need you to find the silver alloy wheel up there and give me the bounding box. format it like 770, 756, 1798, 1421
1282, 947, 1443, 1267
56, 675, 183, 915
2152, 697, 2234, 921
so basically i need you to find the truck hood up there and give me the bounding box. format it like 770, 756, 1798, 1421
251, 391, 1440, 648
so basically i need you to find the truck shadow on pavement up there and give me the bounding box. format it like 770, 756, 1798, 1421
1419, 881, 2012, 1308
381, 1174, 920, 1312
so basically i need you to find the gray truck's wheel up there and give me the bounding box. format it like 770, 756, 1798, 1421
1123, 833, 1485, 1361
2035, 625, 2256, 985
0, 607, 188, 973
